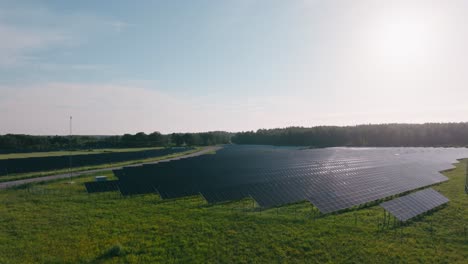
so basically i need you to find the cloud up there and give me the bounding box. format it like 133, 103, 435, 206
2, 80, 468, 135
0, 6, 127, 68
0, 24, 67, 66
106, 21, 130, 33
1, 1, 468, 134
0, 82, 272, 135
0, 81, 314, 135
0, 82, 191, 135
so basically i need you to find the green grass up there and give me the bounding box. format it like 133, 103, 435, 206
0, 147, 165, 160
0, 161, 467, 263
0, 148, 201, 183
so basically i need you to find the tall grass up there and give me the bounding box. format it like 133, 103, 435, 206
0, 161, 467, 263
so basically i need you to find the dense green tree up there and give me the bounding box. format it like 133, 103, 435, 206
2, 123, 467, 153
171, 133, 185, 146
231, 123, 468, 147
148, 132, 165, 146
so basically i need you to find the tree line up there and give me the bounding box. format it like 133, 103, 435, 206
0, 131, 232, 153
1, 123, 468, 153
231, 123, 468, 147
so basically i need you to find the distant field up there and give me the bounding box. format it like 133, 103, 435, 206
0, 160, 467, 263
0, 147, 163, 160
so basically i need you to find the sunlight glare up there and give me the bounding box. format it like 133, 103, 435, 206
367, 10, 444, 67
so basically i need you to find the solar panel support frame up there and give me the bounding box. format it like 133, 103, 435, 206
465, 160, 468, 194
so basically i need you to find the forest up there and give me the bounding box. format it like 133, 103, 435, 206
231, 123, 468, 147
0, 132, 231, 153
1, 123, 468, 153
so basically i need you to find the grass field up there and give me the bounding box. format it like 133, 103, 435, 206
0, 147, 165, 160
0, 148, 201, 183
0, 161, 467, 263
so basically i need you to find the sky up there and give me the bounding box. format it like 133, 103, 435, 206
1, 0, 468, 135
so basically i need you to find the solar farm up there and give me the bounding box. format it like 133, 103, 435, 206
0, 147, 192, 176
2, 145, 468, 263
90, 145, 468, 221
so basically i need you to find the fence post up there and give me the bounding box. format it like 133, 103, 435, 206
430, 220, 433, 242
464, 225, 467, 243
465, 160, 468, 194
400, 227, 403, 243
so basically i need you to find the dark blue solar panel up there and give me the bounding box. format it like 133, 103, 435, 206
84, 180, 120, 193
113, 145, 468, 213
380, 188, 449, 221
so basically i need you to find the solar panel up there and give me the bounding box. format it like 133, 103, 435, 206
113, 145, 468, 213
380, 188, 449, 222
84, 180, 120, 193
201, 186, 250, 204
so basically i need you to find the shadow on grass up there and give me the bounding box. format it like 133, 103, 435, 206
94, 243, 127, 263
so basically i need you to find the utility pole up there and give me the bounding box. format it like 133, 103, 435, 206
69, 116, 73, 183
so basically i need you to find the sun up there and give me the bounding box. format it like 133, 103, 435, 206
377, 19, 431, 62
365, 10, 444, 67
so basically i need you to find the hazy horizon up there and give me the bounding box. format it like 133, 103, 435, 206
3, 121, 468, 137
1, 0, 468, 135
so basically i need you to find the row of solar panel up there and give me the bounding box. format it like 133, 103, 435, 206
380, 188, 449, 222
0, 147, 192, 176
84, 180, 120, 193
109, 146, 467, 213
